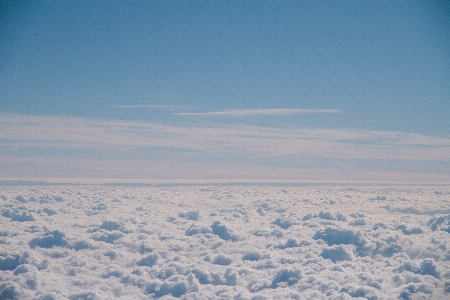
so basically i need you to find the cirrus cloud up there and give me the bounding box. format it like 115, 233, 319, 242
173, 108, 341, 117
1, 113, 449, 183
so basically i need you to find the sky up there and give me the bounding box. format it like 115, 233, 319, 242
1, 1, 450, 183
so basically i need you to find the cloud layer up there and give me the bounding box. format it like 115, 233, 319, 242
0, 184, 449, 299
1, 114, 449, 182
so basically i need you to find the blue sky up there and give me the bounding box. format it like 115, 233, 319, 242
1, 1, 449, 183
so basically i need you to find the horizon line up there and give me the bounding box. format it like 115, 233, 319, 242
1, 178, 449, 187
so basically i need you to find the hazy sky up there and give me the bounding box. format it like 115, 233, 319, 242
1, 1, 449, 183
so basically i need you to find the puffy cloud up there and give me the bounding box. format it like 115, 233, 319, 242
320, 245, 354, 263
178, 210, 200, 221
394, 224, 424, 235
274, 238, 311, 250
428, 215, 450, 233
242, 251, 262, 261
42, 208, 57, 216
210, 221, 240, 242
272, 217, 297, 229
313, 227, 365, 248
144, 274, 199, 298
0, 252, 27, 271
395, 259, 440, 279
0, 283, 21, 300
303, 211, 346, 222
90, 230, 124, 244
2, 207, 36, 222
67, 291, 102, 300
270, 267, 302, 288
339, 283, 380, 299
67, 240, 95, 251
29, 230, 68, 249
399, 282, 435, 299
212, 255, 232, 266
185, 224, 211, 236
136, 254, 159, 267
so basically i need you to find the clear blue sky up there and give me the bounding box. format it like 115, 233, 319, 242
1, 1, 449, 183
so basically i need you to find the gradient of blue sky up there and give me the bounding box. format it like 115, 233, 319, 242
1, 1, 449, 183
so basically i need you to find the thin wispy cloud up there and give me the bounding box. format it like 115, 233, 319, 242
112, 104, 187, 109
174, 108, 341, 117
2, 114, 449, 161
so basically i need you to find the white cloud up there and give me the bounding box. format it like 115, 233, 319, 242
0, 185, 449, 298
112, 104, 187, 109
174, 108, 341, 116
